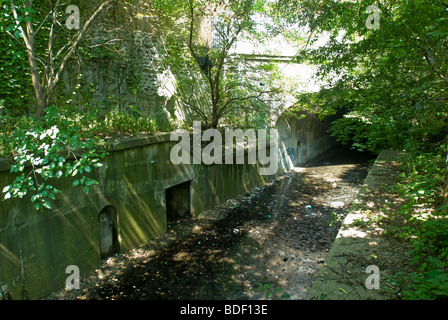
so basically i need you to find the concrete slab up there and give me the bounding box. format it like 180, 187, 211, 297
307, 150, 410, 300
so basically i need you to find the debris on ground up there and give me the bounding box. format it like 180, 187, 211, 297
44, 150, 373, 300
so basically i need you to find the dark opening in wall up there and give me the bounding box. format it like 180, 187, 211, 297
296, 141, 302, 165
165, 181, 191, 223
98, 206, 120, 260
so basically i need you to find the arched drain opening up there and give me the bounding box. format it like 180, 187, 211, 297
98, 206, 120, 260
165, 181, 191, 224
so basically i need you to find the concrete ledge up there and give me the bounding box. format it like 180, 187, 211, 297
105, 133, 172, 152
0, 133, 173, 173
307, 150, 408, 300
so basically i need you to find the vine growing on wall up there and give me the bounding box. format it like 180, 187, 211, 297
0, 0, 117, 210
2, 105, 107, 211
1, 0, 117, 118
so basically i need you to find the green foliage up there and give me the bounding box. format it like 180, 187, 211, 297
102, 108, 159, 135
0, 1, 35, 115
329, 108, 411, 153
398, 268, 448, 300
394, 216, 448, 300
1, 100, 159, 211
277, 0, 448, 153
379, 147, 448, 300
256, 282, 290, 299
158, 0, 284, 129
272, 1, 448, 298
412, 219, 448, 262
329, 210, 345, 228
2, 105, 108, 211
398, 153, 445, 221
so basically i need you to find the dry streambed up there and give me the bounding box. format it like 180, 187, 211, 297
45, 150, 372, 300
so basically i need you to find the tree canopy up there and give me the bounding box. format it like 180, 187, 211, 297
157, 0, 285, 129
272, 0, 448, 299
1, 0, 448, 299
273, 0, 448, 153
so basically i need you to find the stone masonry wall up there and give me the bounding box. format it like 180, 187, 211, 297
61, 2, 182, 131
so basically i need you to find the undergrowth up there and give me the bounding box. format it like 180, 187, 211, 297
0, 105, 159, 157
382, 144, 448, 300
0, 105, 159, 211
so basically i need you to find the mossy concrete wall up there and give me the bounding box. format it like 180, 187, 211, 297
0, 112, 336, 300
0, 133, 290, 300
275, 110, 337, 167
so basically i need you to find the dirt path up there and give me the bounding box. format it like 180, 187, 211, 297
44, 149, 373, 300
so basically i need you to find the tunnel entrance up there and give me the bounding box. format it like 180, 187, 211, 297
165, 181, 191, 222
296, 141, 302, 164
99, 206, 120, 260
275, 110, 338, 166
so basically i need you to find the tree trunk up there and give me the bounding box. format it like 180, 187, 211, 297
209, 103, 220, 129
443, 136, 448, 207
24, 34, 47, 119
35, 91, 48, 119
14, 0, 48, 119
210, 117, 219, 130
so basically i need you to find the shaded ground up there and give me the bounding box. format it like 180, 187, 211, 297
308, 150, 415, 300
45, 149, 374, 300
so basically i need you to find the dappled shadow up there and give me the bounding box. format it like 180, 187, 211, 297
307, 150, 415, 300
303, 145, 376, 167
62, 149, 373, 300
83, 183, 284, 300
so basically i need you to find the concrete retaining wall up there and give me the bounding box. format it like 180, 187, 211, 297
0, 111, 337, 299
275, 110, 338, 167
0, 133, 290, 299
